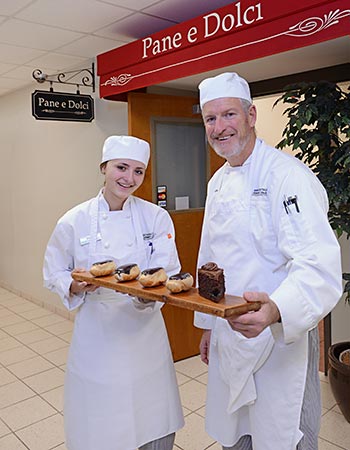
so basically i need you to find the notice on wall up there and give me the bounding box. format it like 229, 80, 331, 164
32, 90, 94, 122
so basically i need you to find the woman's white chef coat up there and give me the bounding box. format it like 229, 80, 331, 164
194, 138, 342, 450
44, 192, 184, 450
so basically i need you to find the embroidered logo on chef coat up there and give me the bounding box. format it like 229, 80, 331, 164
143, 233, 154, 241
252, 188, 268, 196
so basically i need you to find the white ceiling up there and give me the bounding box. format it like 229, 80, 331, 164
0, 0, 348, 98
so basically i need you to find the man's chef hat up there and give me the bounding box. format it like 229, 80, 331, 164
101, 135, 150, 167
199, 72, 252, 108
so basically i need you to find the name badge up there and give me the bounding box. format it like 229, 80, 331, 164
143, 232, 154, 241
79, 233, 102, 246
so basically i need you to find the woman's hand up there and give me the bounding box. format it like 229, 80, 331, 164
70, 268, 98, 296
199, 329, 211, 365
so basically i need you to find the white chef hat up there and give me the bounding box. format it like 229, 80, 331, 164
199, 72, 252, 108
101, 135, 150, 167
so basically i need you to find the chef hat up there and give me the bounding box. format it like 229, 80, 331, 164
199, 72, 252, 108
101, 135, 150, 167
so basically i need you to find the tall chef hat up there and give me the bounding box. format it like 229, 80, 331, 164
101, 135, 150, 167
199, 72, 252, 108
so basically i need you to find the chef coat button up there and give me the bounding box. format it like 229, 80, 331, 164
104, 242, 110, 249
102, 213, 108, 220
127, 242, 133, 247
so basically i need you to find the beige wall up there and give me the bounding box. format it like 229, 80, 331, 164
0, 79, 349, 337
0, 76, 127, 315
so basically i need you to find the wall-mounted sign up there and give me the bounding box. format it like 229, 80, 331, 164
32, 90, 94, 122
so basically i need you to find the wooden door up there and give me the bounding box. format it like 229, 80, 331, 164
128, 92, 223, 361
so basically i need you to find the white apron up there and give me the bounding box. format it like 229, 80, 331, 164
202, 149, 308, 449
64, 195, 183, 450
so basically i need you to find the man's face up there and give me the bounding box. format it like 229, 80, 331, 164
202, 97, 256, 164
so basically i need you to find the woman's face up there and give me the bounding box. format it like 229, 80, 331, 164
101, 158, 146, 210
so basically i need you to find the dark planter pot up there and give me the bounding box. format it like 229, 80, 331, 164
328, 341, 350, 423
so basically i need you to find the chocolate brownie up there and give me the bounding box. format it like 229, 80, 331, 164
198, 262, 225, 303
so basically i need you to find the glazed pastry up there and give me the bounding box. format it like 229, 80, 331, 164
115, 263, 140, 282
138, 267, 168, 287
166, 272, 193, 293
90, 260, 116, 277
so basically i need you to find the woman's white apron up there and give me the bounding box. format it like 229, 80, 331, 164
64, 194, 183, 450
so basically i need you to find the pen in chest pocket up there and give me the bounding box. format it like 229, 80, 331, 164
283, 195, 300, 214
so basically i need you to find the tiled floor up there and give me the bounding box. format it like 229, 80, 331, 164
0, 287, 349, 450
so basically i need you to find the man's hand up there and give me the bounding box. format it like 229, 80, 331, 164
70, 268, 98, 296
199, 329, 211, 365
227, 291, 281, 338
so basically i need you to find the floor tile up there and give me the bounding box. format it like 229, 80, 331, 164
53, 444, 68, 450
16, 413, 64, 450
23, 368, 65, 394
0, 314, 25, 327
0, 380, 35, 409
176, 371, 191, 386
175, 412, 215, 450
182, 406, 192, 417
2, 321, 39, 337
0, 298, 28, 308
0, 309, 15, 319
6, 302, 38, 314
319, 409, 350, 449
0, 433, 28, 449
0, 330, 8, 340
196, 372, 208, 385
0, 346, 37, 366
318, 437, 346, 449
0, 419, 10, 438
207, 443, 222, 450
19, 308, 52, 320
41, 386, 64, 412
179, 379, 207, 411
44, 320, 73, 336
32, 314, 66, 328
43, 347, 69, 366
320, 380, 337, 410
0, 368, 17, 387
59, 331, 72, 343
7, 356, 54, 379
0, 396, 56, 431
28, 336, 68, 355
175, 355, 208, 379
0, 337, 22, 353
15, 329, 53, 345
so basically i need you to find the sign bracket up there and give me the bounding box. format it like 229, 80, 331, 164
32, 62, 95, 93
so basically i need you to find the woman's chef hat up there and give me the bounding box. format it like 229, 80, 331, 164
101, 135, 150, 167
199, 72, 252, 108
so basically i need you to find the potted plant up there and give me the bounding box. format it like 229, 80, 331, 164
274, 79, 350, 422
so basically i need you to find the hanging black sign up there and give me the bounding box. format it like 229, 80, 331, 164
32, 90, 94, 122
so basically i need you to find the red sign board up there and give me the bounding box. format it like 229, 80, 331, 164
97, 0, 349, 100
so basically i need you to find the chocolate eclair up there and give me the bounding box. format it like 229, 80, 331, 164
138, 267, 168, 287
115, 263, 140, 282
166, 272, 194, 293
90, 260, 116, 277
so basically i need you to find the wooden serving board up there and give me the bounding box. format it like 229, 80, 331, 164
71, 271, 261, 318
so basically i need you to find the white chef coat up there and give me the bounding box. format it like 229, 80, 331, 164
194, 139, 342, 449
44, 191, 184, 450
